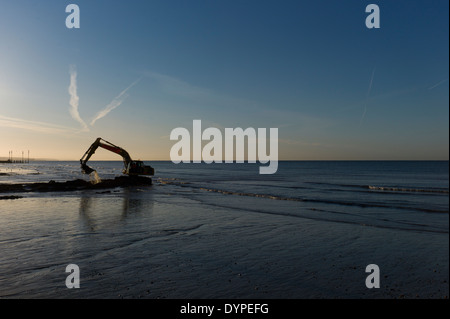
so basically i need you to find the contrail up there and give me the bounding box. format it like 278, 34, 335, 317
360, 68, 375, 126
0, 114, 78, 135
428, 79, 448, 90
90, 77, 142, 126
68, 65, 89, 131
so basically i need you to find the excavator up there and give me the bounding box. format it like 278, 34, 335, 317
80, 138, 154, 176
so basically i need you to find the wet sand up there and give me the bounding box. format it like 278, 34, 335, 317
0, 181, 448, 299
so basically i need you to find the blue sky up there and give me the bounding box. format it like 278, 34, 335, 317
0, 0, 448, 160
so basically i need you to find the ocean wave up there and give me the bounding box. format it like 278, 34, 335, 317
367, 185, 449, 194
306, 181, 449, 194
157, 179, 448, 214
197, 187, 448, 214
0, 171, 40, 177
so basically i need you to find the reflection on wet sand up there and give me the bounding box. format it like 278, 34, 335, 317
78, 189, 154, 232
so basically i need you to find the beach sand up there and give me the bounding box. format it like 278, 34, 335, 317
0, 183, 448, 299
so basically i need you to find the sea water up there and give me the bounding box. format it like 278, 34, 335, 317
0, 161, 448, 298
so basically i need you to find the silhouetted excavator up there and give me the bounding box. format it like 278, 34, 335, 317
80, 138, 154, 176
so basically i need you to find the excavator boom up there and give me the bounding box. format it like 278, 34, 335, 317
80, 138, 154, 176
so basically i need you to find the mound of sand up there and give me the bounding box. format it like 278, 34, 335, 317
0, 176, 152, 194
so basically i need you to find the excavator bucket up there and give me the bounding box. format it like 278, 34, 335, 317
81, 163, 96, 175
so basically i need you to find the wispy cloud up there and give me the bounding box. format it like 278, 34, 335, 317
360, 67, 376, 126
0, 114, 78, 135
428, 79, 448, 90
90, 77, 142, 126
67, 65, 141, 129
68, 65, 89, 131
144, 71, 259, 111
1, 67, 140, 135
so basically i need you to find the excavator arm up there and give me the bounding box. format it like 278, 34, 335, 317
80, 138, 154, 176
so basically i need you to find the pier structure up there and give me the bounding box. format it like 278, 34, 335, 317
0, 150, 30, 163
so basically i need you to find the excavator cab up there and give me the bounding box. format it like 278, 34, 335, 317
126, 160, 154, 176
